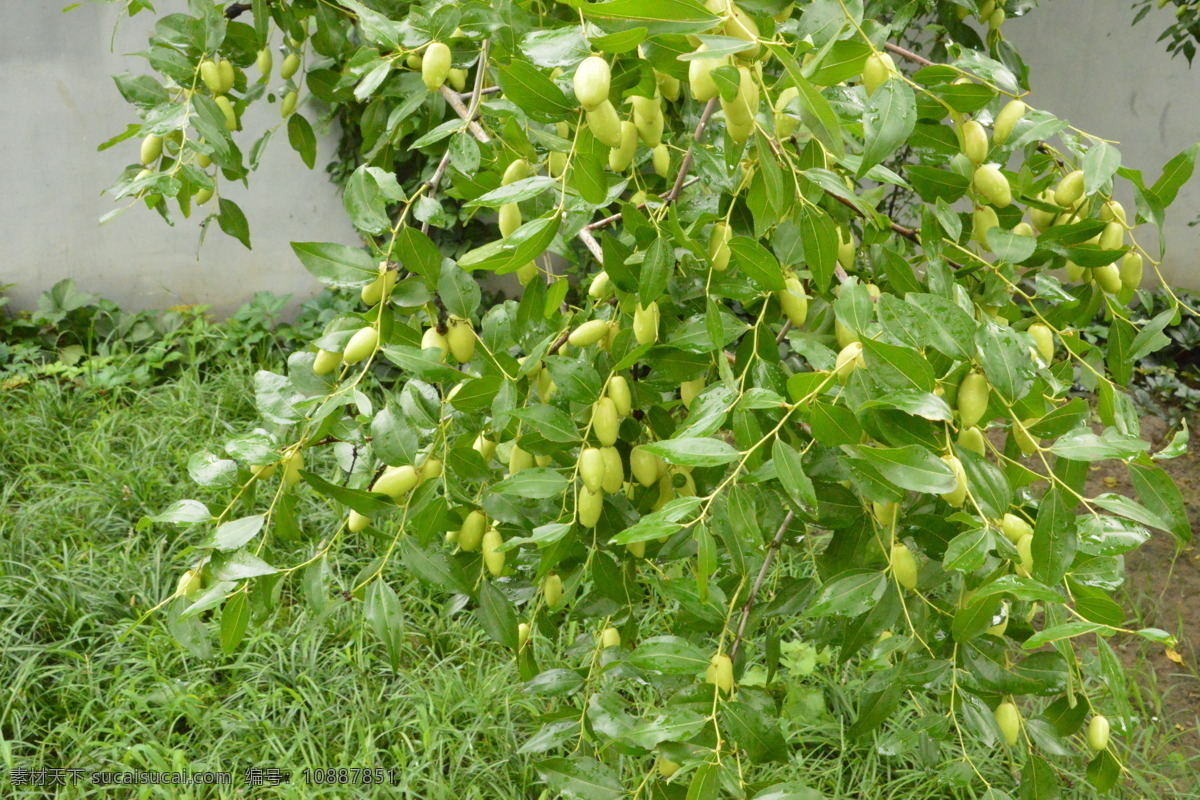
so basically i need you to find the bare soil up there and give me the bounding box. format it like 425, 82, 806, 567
1088, 415, 1200, 750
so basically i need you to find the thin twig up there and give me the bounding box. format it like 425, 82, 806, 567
458, 86, 502, 100
583, 177, 701, 233
775, 320, 793, 344
666, 98, 718, 202
423, 41, 491, 233
828, 194, 962, 271
730, 510, 795, 660
578, 228, 604, 261
884, 42, 934, 67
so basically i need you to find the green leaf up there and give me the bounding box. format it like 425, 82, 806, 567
722, 701, 788, 763
287, 113, 317, 169
1032, 488, 1076, 585
773, 440, 817, 512
439, 261, 482, 317
299, 470, 393, 515
217, 198, 251, 249
208, 514, 265, 551
643, 437, 741, 467
1151, 143, 1199, 206
291, 241, 377, 287
767, 44, 844, 158
798, 207, 839, 292
751, 784, 825, 800
975, 320, 1033, 403
536, 757, 624, 800
860, 80, 916, 177
610, 496, 702, 544
579, 0, 720, 35
850, 445, 957, 494
808, 570, 887, 617
145, 499, 212, 525
638, 236, 674, 304
492, 468, 568, 499
365, 579, 405, 670
477, 580, 519, 649
729, 236, 786, 291
511, 405, 581, 443
628, 635, 709, 674
1083, 140, 1120, 195
495, 59, 575, 122
1128, 463, 1191, 543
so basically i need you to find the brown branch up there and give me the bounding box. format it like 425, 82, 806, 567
577, 228, 604, 261
828, 193, 962, 271
439, 85, 491, 144
224, 2, 252, 19
729, 510, 795, 660
884, 42, 934, 67
583, 177, 701, 233
458, 86, 502, 100
666, 98, 718, 202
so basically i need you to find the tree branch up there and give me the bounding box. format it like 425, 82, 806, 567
730, 510, 795, 660
665, 98, 718, 202
884, 42, 934, 67
224, 2, 252, 20
439, 84, 491, 144
423, 41, 491, 234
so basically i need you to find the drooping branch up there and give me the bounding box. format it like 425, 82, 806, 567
729, 510, 795, 660
665, 98, 718, 202
423, 41, 491, 234
439, 85, 492, 144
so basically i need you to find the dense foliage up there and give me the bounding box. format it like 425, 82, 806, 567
104, 0, 1198, 796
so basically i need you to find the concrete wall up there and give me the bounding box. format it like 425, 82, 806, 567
1006, 0, 1200, 283
0, 0, 355, 315
1, 1, 1197, 314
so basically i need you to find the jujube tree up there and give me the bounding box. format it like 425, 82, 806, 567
105, 0, 1197, 796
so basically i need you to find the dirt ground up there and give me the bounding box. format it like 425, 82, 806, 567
1088, 414, 1200, 750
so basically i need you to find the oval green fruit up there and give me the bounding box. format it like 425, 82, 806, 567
608, 375, 632, 417
1094, 263, 1122, 294
1054, 169, 1085, 207
861, 52, 895, 96
709, 222, 732, 272
281, 90, 298, 117
586, 99, 624, 148
687, 46, 726, 102
973, 164, 1012, 207
421, 327, 449, 360
834, 341, 865, 383
1099, 221, 1125, 250
422, 42, 452, 91
657, 757, 681, 779
573, 56, 611, 110
995, 702, 1020, 746
217, 59, 235, 94
517, 622, 530, 648
446, 317, 475, 363
1120, 252, 1143, 292
652, 143, 670, 177
214, 95, 237, 131
347, 510, 371, 533
459, 510, 487, 552
1028, 323, 1054, 363
280, 52, 301, 80
1086, 714, 1110, 751
502, 158, 531, 186
312, 348, 342, 376
592, 397, 620, 446
372, 464, 420, 498
579, 447, 606, 493
631, 447, 660, 488
508, 444, 534, 475
600, 447, 623, 494
957, 371, 990, 428
256, 48, 273, 79
599, 626, 621, 648
993, 99, 1026, 145
578, 486, 604, 527
777, 277, 809, 327
482, 528, 505, 576
962, 120, 989, 165
633, 301, 659, 345
342, 325, 378, 364
498, 202, 522, 238
656, 71, 681, 102
1000, 512, 1033, 544
569, 319, 610, 348
1100, 200, 1127, 224
140, 134, 163, 167
941, 455, 968, 507
1016, 533, 1034, 576
543, 573, 563, 607
958, 426, 987, 456
773, 86, 800, 138
891, 543, 919, 589
200, 59, 222, 93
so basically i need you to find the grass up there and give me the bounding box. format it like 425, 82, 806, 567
2, 358, 1199, 798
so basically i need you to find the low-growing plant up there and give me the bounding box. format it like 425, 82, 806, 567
99, 0, 1198, 796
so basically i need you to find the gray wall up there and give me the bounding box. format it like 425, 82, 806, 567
0, 0, 354, 315
1, 1, 1197, 314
